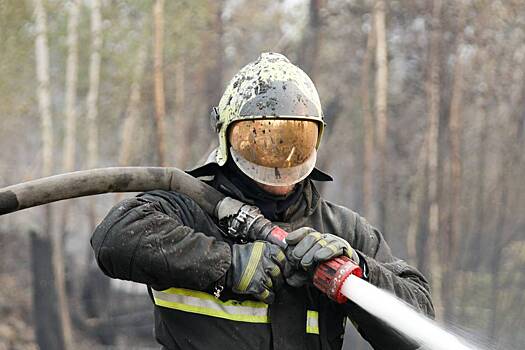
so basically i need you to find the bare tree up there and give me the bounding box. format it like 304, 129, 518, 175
443, 2, 466, 319
174, 57, 190, 168
374, 0, 388, 231
187, 0, 224, 161
62, 0, 79, 174
471, 50, 493, 273
204, 0, 225, 111
119, 44, 147, 167
86, 0, 101, 171
59, 0, 80, 267
86, 0, 101, 224
82, 3, 115, 344
34, 0, 53, 178
299, 0, 323, 80
489, 57, 525, 341
153, 0, 167, 166
406, 137, 428, 266
425, 0, 443, 320
55, 0, 81, 345
32, 0, 71, 348
361, 20, 375, 219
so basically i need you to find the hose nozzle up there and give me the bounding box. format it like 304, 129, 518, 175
313, 256, 362, 303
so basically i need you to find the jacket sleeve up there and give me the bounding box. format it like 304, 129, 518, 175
90, 190, 231, 291
341, 213, 435, 349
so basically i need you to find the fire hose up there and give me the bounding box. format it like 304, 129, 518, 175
0, 167, 476, 349
0, 167, 360, 303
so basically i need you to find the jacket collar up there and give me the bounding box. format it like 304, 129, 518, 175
186, 149, 328, 221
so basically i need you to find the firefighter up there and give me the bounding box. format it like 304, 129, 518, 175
91, 52, 434, 349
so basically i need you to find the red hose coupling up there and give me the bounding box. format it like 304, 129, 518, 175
313, 256, 363, 303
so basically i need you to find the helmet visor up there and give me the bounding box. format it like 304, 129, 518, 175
229, 119, 318, 186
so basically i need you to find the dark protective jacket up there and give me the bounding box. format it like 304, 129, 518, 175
91, 162, 434, 350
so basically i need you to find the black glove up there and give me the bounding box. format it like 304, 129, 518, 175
227, 241, 289, 303
285, 227, 357, 287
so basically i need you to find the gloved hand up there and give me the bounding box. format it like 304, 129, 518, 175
227, 241, 290, 304
285, 227, 357, 287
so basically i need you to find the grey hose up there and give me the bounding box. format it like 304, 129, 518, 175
0, 167, 225, 216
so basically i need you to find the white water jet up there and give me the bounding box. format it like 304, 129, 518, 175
342, 275, 477, 350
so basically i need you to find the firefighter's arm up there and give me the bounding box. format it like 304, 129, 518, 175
339, 214, 435, 349
283, 222, 433, 317
284, 213, 434, 349
90, 190, 231, 291
350, 214, 435, 318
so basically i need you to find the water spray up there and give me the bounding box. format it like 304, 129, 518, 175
342, 275, 475, 350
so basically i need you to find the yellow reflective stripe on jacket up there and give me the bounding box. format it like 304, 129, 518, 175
306, 310, 320, 334
152, 288, 270, 323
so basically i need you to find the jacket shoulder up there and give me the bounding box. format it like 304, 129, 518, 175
314, 198, 381, 254
314, 198, 360, 241
318, 198, 359, 221
139, 189, 204, 216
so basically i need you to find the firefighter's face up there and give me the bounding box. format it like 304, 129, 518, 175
256, 182, 296, 196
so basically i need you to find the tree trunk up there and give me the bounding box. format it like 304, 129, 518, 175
174, 57, 190, 168
444, 3, 466, 319
119, 44, 147, 167
30, 229, 65, 350
406, 136, 428, 266
153, 0, 167, 166
471, 93, 487, 267
32, 0, 70, 348
299, 0, 323, 80
488, 67, 525, 341
113, 44, 146, 207
83, 1, 113, 344
204, 0, 224, 111
374, 0, 388, 232
426, 0, 444, 320
87, 0, 102, 170
60, 0, 80, 239
62, 0, 79, 174
489, 178, 506, 340
193, 0, 224, 160
361, 20, 375, 219
300, 0, 327, 194
86, 0, 101, 228
34, 0, 53, 177
466, 53, 493, 273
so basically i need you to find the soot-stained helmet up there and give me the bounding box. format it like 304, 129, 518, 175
212, 52, 325, 186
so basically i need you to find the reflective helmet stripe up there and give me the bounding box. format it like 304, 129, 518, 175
152, 288, 270, 323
